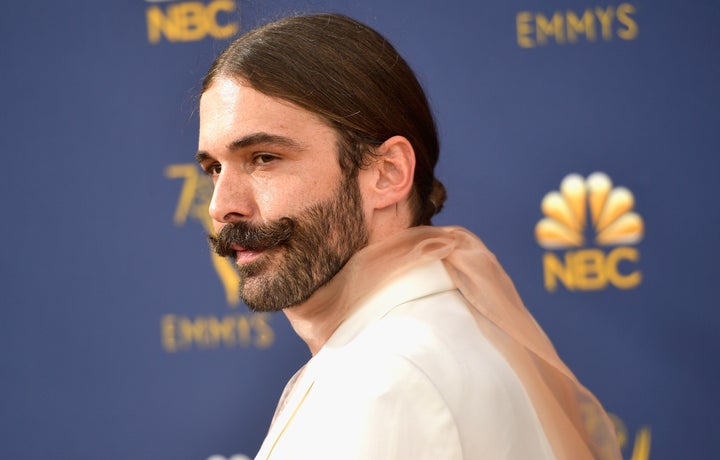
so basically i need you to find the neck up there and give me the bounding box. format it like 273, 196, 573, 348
282, 299, 352, 355
278, 243, 366, 355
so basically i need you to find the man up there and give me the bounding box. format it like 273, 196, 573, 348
197, 13, 620, 460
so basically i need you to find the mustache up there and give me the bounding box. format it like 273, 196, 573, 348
208, 217, 295, 257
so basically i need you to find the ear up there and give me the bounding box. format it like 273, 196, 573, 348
361, 135, 416, 211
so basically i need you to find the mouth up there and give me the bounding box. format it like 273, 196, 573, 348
231, 244, 265, 265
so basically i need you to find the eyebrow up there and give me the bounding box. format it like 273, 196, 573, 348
195, 132, 305, 164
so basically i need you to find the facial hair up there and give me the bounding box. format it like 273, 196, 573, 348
208, 174, 369, 312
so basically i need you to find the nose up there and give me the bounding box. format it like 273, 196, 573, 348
208, 169, 254, 224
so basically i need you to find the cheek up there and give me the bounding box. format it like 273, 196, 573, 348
254, 178, 307, 219
254, 162, 344, 219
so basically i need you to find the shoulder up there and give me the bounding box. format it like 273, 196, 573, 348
322, 289, 530, 425
335, 289, 556, 459
353, 289, 519, 399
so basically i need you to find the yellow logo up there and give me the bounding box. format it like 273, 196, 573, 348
536, 172, 644, 292
165, 163, 240, 305
161, 313, 273, 353
516, 3, 638, 48
146, 0, 239, 44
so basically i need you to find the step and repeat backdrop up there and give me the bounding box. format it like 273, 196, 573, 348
1, 0, 718, 459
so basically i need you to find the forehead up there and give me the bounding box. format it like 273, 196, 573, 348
198, 77, 334, 146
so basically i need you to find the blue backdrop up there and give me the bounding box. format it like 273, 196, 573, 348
1, 1, 718, 459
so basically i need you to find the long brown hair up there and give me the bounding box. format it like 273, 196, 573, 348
202, 13, 446, 225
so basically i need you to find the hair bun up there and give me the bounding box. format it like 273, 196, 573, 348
428, 178, 447, 218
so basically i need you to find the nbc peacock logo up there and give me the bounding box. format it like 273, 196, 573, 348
535, 172, 644, 292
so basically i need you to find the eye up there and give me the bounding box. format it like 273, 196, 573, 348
253, 153, 277, 165
203, 162, 222, 177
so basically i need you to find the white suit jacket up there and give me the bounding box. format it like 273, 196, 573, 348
255, 260, 555, 459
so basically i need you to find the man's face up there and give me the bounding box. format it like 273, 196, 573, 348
197, 78, 369, 311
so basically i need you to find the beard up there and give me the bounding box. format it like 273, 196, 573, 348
208, 174, 369, 312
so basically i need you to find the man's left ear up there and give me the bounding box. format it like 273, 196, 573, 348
363, 135, 416, 210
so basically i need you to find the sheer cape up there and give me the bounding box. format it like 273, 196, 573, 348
301, 225, 620, 459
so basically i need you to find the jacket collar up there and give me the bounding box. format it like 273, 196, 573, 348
324, 259, 455, 350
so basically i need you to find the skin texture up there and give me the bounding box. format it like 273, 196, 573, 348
198, 77, 417, 353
